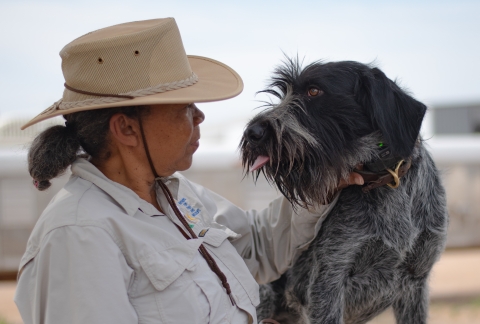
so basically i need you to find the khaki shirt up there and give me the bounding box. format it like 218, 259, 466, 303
14, 159, 337, 324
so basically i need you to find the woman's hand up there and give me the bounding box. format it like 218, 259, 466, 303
337, 171, 364, 190
322, 170, 364, 205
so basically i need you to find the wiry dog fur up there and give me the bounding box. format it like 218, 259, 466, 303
240, 59, 448, 324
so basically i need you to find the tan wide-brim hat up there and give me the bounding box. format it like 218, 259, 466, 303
21, 18, 243, 130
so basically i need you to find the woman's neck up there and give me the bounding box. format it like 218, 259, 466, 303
91, 154, 164, 213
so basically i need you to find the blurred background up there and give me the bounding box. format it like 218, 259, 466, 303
1, 0, 479, 323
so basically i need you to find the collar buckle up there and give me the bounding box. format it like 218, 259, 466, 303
385, 160, 404, 189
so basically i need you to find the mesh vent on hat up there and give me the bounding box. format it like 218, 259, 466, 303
60, 18, 192, 103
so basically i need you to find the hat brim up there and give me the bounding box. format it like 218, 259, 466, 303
21, 55, 243, 130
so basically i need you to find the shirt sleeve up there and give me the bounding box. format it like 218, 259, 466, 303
208, 188, 339, 285
14, 225, 137, 324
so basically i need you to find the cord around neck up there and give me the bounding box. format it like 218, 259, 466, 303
137, 115, 236, 306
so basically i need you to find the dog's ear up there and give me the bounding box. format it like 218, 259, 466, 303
356, 67, 427, 158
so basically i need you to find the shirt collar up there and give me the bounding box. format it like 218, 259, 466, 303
71, 158, 171, 217
156, 176, 180, 200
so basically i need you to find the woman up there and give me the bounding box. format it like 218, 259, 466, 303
14, 18, 363, 324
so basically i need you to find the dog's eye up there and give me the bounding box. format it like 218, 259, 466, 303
308, 88, 324, 97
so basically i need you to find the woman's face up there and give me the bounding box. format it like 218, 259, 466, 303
141, 103, 205, 176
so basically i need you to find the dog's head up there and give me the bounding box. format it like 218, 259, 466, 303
240, 58, 426, 207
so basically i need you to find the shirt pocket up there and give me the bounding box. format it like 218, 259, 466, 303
138, 239, 211, 324
138, 238, 203, 291
202, 227, 261, 308
200, 226, 232, 247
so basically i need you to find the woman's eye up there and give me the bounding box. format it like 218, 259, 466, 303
307, 88, 324, 97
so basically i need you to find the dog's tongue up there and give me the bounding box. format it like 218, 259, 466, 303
249, 155, 270, 172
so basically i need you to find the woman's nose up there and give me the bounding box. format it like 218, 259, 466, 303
192, 104, 205, 125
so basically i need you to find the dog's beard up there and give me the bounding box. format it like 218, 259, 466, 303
241, 133, 338, 208
242, 133, 381, 208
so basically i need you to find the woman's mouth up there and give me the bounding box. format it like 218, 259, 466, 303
191, 139, 200, 151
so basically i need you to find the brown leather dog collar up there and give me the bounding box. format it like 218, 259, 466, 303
355, 158, 412, 193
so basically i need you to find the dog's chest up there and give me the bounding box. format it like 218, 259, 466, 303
321, 186, 420, 253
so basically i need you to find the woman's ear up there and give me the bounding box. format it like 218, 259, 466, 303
109, 113, 140, 147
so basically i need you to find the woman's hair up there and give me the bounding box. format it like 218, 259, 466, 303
28, 106, 148, 191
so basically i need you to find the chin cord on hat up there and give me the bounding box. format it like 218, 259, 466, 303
137, 115, 236, 306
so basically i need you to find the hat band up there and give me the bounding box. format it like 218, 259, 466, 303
64, 83, 136, 99
57, 72, 199, 111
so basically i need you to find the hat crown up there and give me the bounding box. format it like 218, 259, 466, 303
60, 18, 192, 100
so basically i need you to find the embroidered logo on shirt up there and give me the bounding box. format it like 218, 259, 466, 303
176, 197, 202, 224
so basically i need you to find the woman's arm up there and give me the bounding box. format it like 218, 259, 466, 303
14, 226, 137, 324
210, 190, 338, 284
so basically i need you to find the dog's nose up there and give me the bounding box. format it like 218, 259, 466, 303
245, 122, 267, 143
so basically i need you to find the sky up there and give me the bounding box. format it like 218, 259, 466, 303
1, 0, 479, 130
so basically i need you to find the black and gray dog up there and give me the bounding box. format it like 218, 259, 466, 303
240, 59, 448, 324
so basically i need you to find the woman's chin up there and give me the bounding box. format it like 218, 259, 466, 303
175, 156, 194, 173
